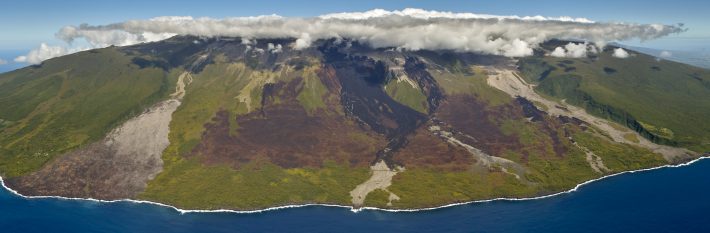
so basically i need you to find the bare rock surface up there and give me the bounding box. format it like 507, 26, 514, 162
7, 72, 191, 199
485, 67, 696, 162
350, 161, 403, 207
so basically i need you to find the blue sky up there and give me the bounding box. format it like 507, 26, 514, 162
1, 0, 708, 69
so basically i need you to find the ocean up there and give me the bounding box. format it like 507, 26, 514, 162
0, 50, 26, 73
1, 158, 709, 233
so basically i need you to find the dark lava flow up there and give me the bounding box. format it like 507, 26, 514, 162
319, 42, 445, 167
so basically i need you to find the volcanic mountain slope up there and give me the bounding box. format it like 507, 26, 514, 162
0, 36, 707, 210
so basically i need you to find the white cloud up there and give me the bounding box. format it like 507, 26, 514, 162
550, 47, 567, 57
564, 42, 590, 58
318, 8, 595, 23
612, 48, 630, 58
500, 39, 534, 57
0, 59, 7, 65
14, 43, 89, 64
267, 43, 283, 53
17, 8, 684, 64
294, 33, 311, 50
56, 26, 175, 47
549, 42, 596, 58
241, 38, 255, 45
660, 50, 672, 57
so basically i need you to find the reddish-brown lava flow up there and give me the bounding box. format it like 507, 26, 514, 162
393, 127, 475, 171
515, 97, 570, 157
190, 57, 576, 172
189, 67, 577, 171
317, 65, 342, 95
191, 78, 387, 169
6, 141, 159, 199
435, 95, 524, 157
434, 95, 574, 162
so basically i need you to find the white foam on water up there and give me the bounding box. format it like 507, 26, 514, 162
1, 156, 707, 214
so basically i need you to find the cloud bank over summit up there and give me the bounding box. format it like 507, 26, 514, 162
17, 8, 684, 64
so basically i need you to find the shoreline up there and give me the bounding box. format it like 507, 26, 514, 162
1, 156, 708, 214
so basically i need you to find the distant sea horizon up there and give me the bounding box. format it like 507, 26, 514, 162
0, 50, 26, 73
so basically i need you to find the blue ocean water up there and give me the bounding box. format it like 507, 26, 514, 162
1, 159, 710, 233
0, 50, 26, 73
0, 49, 27, 74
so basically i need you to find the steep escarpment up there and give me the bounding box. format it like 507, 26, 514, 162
517, 43, 710, 152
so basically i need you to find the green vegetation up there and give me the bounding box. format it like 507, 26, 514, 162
524, 149, 598, 191
162, 58, 320, 158
141, 158, 369, 209
164, 61, 255, 156
1, 40, 699, 211
573, 132, 666, 171
141, 60, 373, 209
378, 62, 673, 209
518, 51, 710, 151
384, 77, 428, 113
362, 189, 391, 207
531, 100, 549, 112
0, 48, 173, 177
387, 123, 666, 209
296, 64, 328, 114
493, 112, 600, 190
639, 121, 674, 139
430, 66, 511, 106
623, 133, 640, 143
389, 169, 538, 208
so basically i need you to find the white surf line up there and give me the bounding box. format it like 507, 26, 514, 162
2, 156, 707, 214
